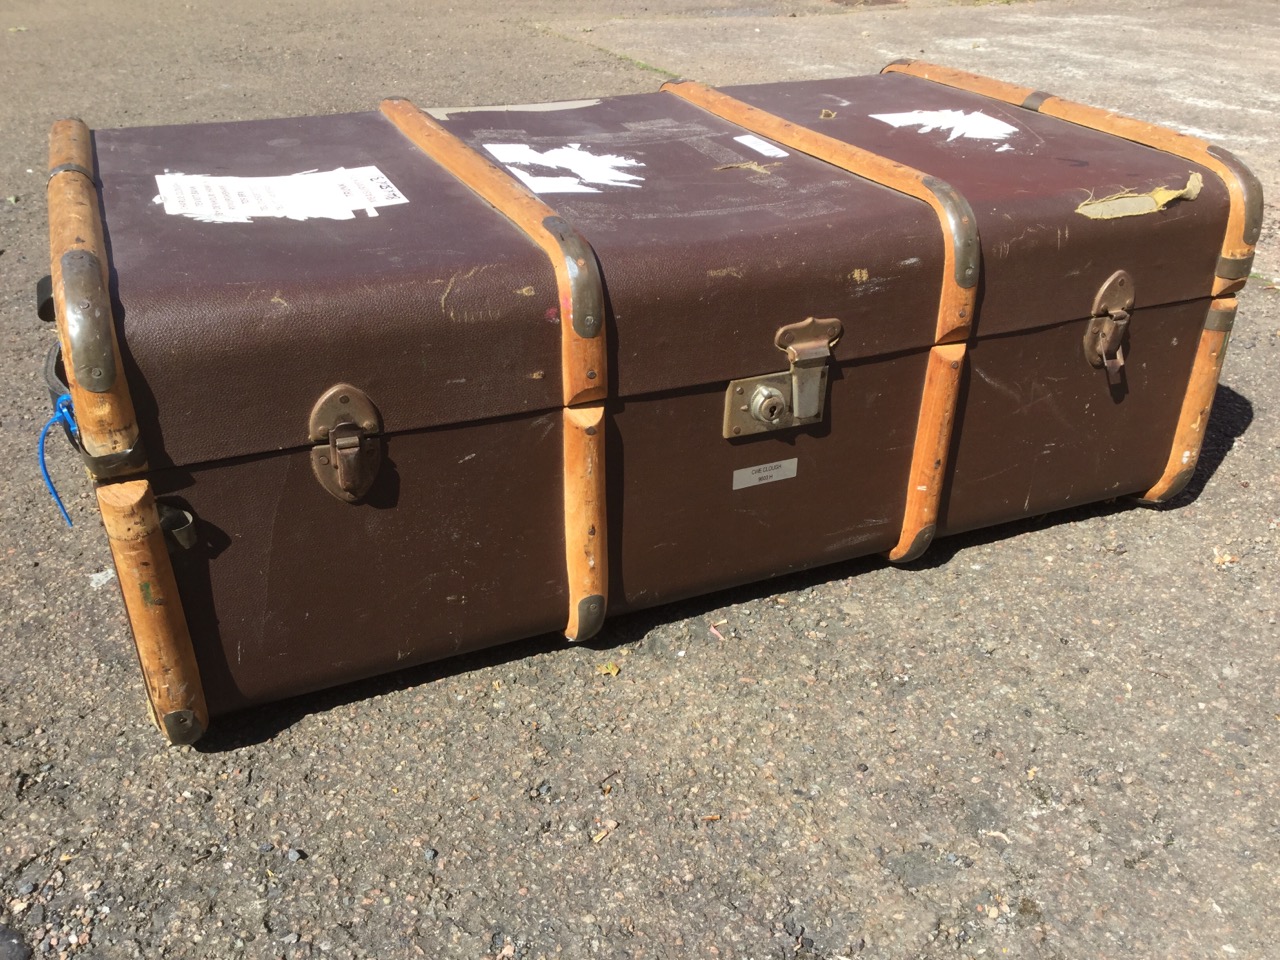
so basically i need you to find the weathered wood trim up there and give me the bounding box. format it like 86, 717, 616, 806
562, 405, 607, 641
47, 119, 144, 470
888, 343, 966, 562
1138, 297, 1237, 503
98, 480, 208, 744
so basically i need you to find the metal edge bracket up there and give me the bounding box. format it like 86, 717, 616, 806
921, 176, 980, 289
85, 442, 148, 480
541, 216, 604, 339
1203, 299, 1238, 334
60, 249, 117, 393
1084, 270, 1134, 383
723, 317, 842, 438
160, 709, 205, 746
1021, 90, 1055, 111
1207, 145, 1265, 249
48, 162, 94, 183
574, 595, 607, 642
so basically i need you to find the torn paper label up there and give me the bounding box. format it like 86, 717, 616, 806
483, 143, 644, 194
871, 109, 1018, 142
153, 166, 408, 223
1076, 172, 1203, 220
733, 134, 789, 159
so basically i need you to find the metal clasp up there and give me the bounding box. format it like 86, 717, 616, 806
309, 384, 383, 502
723, 317, 843, 438
1084, 270, 1134, 385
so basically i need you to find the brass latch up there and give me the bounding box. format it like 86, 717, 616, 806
723, 317, 843, 438
1084, 270, 1134, 385
309, 384, 383, 502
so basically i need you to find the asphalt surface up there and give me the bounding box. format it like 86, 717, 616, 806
2, 1, 1278, 958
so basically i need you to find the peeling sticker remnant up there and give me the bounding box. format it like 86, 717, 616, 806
154, 166, 408, 223
483, 143, 644, 194
734, 134, 789, 158
871, 109, 1018, 142
1076, 172, 1203, 220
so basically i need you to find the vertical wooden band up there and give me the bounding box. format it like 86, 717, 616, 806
888, 343, 966, 561
663, 81, 979, 561
47, 119, 143, 467
881, 61, 1263, 294
379, 98, 609, 641
97, 480, 208, 744
563, 406, 608, 641
662, 80, 978, 344
1138, 297, 1237, 504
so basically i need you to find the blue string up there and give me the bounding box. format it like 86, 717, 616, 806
39, 393, 79, 527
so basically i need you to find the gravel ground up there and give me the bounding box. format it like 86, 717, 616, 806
2, 1, 1277, 958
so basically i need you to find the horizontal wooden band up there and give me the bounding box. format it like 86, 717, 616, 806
887, 342, 966, 562
47, 119, 143, 464
1138, 297, 1236, 503
98, 480, 208, 744
662, 80, 978, 344
562, 405, 607, 641
881, 60, 1261, 285
379, 98, 607, 407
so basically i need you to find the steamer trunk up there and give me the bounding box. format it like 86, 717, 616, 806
42, 63, 1260, 741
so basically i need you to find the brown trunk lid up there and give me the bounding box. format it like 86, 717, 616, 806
94, 95, 947, 469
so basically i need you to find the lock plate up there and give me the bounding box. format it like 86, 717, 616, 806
723, 317, 842, 438
309, 384, 383, 502
1084, 270, 1135, 385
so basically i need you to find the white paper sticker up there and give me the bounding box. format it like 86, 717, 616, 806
733, 134, 789, 159
483, 143, 644, 194
732, 458, 798, 491
870, 109, 1018, 142
153, 166, 409, 223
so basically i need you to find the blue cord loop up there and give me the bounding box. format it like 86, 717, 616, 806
39, 393, 79, 527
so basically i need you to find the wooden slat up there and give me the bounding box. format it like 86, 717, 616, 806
562, 405, 607, 641
888, 343, 966, 562
97, 480, 208, 744
662, 80, 978, 344
47, 119, 142, 463
380, 97, 612, 642
1139, 297, 1236, 503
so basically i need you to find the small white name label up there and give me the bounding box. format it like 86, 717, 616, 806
732, 457, 798, 491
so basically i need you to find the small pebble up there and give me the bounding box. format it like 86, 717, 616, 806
286, 848, 304, 862
17, 883, 35, 896
423, 848, 438, 862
